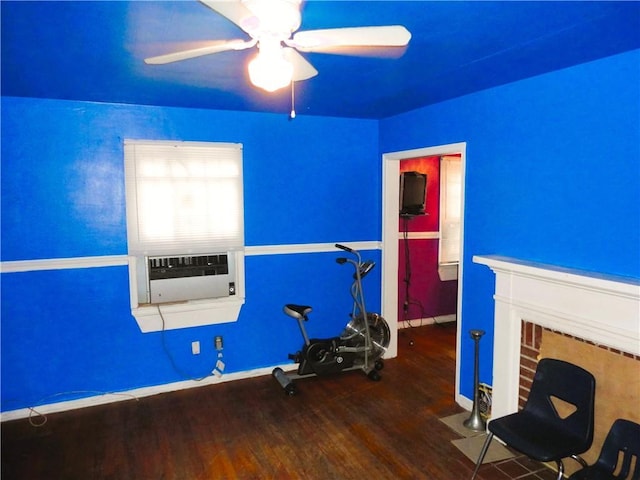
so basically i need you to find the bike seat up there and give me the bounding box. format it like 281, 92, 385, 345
284, 304, 312, 320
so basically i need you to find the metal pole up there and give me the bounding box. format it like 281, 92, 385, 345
464, 329, 487, 432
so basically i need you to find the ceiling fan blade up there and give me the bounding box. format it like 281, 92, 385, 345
144, 39, 254, 65
200, 0, 259, 34
290, 25, 411, 52
283, 48, 318, 81
306, 46, 407, 59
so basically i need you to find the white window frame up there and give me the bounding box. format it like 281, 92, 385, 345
124, 140, 245, 332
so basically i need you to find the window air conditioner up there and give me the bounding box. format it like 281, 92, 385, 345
146, 253, 236, 304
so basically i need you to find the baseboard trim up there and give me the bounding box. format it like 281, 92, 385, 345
456, 394, 473, 412
399, 314, 456, 329
1, 363, 298, 422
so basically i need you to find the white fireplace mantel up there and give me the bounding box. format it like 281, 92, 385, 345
473, 255, 640, 420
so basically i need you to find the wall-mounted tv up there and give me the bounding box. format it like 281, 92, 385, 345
399, 171, 427, 216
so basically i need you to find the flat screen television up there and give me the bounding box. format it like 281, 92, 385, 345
399, 171, 427, 216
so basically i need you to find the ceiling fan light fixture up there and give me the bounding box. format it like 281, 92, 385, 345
147, 2, 412, 96
248, 39, 293, 92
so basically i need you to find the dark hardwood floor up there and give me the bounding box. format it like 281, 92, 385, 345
2, 324, 556, 479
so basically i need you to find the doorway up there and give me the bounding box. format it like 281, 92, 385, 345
381, 142, 466, 405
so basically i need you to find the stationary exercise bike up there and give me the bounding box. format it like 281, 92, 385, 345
272, 244, 391, 395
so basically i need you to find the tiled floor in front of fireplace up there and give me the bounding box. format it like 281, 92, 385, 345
474, 454, 562, 480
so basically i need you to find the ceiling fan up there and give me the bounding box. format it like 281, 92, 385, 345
144, 0, 411, 93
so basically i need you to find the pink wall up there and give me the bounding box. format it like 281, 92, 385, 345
398, 156, 458, 322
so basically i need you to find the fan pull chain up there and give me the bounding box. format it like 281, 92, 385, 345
290, 81, 296, 120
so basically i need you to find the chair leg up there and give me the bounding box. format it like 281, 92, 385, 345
470, 432, 494, 480
554, 460, 565, 480
570, 454, 588, 469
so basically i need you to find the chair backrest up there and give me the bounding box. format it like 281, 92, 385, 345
595, 418, 640, 480
523, 358, 596, 452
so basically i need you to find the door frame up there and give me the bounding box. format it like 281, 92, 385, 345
381, 142, 467, 406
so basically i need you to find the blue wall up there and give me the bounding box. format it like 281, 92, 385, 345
381, 49, 640, 398
2, 49, 639, 413
1, 99, 381, 411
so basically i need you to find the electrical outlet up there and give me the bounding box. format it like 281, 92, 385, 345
191, 341, 200, 355
215, 335, 223, 351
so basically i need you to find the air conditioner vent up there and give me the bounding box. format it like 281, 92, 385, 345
148, 254, 229, 280
147, 253, 234, 304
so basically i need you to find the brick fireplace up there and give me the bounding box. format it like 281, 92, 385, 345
519, 320, 640, 409
474, 255, 640, 474
474, 255, 639, 417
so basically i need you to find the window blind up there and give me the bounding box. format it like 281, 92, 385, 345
125, 141, 244, 256
439, 156, 461, 265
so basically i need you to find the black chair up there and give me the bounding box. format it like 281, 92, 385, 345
470, 358, 596, 480
568, 418, 640, 480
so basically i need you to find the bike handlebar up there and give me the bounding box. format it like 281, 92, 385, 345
335, 243, 353, 253
335, 244, 375, 278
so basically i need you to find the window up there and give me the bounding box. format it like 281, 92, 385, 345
438, 155, 461, 281
124, 140, 245, 332
125, 141, 243, 255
